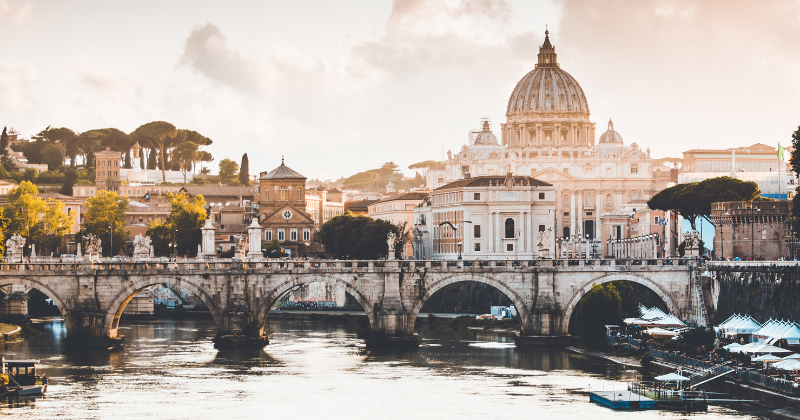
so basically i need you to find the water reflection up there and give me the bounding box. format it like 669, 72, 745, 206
1, 317, 763, 420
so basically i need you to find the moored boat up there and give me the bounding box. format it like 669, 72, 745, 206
1, 358, 47, 397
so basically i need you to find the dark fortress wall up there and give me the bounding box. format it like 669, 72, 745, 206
713, 267, 800, 323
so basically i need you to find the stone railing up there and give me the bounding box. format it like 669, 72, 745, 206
0, 258, 697, 272
707, 261, 800, 267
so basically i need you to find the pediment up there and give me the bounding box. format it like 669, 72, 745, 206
261, 203, 315, 225
531, 167, 578, 181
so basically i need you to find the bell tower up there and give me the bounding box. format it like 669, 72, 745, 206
95, 147, 122, 192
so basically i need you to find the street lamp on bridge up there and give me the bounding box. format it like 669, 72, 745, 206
438, 221, 473, 260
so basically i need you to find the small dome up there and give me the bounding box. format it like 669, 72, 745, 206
599, 119, 623, 144
473, 120, 499, 145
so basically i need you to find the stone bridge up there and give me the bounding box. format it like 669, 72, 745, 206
0, 258, 705, 348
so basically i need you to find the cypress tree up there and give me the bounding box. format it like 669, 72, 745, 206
0, 127, 8, 156
125, 150, 132, 169
239, 153, 250, 186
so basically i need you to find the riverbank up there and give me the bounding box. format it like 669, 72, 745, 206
0, 322, 22, 344
566, 346, 642, 368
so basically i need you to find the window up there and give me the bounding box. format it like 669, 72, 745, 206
474, 243, 481, 251
539, 225, 546, 232
563, 227, 570, 237
474, 225, 481, 238
303, 229, 311, 241
539, 192, 545, 200
420, 214, 426, 224
586, 211, 592, 216
606, 167, 612, 175
505, 218, 515, 238
563, 211, 569, 216
297, 187, 302, 200
438, 177, 444, 184
290, 229, 298, 241
631, 164, 639, 174
277, 229, 285, 241
563, 168, 569, 175
90, 189, 95, 196
583, 167, 592, 174
265, 230, 273, 241
264, 189, 269, 200
654, 216, 660, 224
563, 195, 570, 206
632, 193, 639, 201
474, 193, 481, 200
506, 244, 514, 251
137, 189, 141, 195
279, 187, 288, 201
127, 189, 132, 195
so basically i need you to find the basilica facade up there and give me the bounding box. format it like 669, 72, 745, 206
426, 31, 661, 255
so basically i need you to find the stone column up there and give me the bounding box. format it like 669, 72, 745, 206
570, 191, 576, 238
201, 217, 216, 258
247, 219, 262, 259
577, 191, 583, 244
489, 212, 495, 254
595, 192, 601, 239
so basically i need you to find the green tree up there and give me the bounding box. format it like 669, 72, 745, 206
172, 141, 199, 185
130, 121, 178, 182
570, 283, 623, 344
0, 211, 9, 262
33, 127, 77, 167
239, 153, 250, 186
789, 126, 800, 175
41, 143, 63, 170
408, 160, 440, 178
61, 168, 78, 195
319, 211, 398, 259
218, 158, 239, 184
648, 176, 759, 230
262, 239, 286, 258
0, 126, 8, 156
1, 181, 72, 255
78, 190, 130, 257
146, 192, 207, 257
197, 150, 213, 174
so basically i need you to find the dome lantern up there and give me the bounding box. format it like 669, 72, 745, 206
536, 29, 559, 69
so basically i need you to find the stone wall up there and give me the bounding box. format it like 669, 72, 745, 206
712, 266, 800, 323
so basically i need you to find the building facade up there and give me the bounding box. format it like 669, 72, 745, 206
368, 192, 429, 257
711, 201, 790, 260
427, 31, 660, 256
257, 159, 317, 257
414, 174, 556, 260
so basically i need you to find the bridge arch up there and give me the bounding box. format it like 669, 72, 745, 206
257, 274, 376, 329
559, 273, 680, 335
0, 277, 70, 318
104, 276, 219, 338
408, 273, 531, 333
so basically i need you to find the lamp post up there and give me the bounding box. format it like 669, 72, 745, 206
751, 204, 760, 261
171, 228, 178, 260
109, 221, 113, 258
438, 221, 473, 260
304, 241, 310, 259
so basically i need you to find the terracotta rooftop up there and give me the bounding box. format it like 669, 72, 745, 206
180, 185, 255, 198
435, 176, 551, 191
346, 199, 377, 212
373, 192, 430, 204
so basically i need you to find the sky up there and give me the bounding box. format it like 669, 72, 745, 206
1, 0, 800, 180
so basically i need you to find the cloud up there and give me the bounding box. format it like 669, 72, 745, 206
0, 64, 41, 118
0, 0, 31, 24
179, 23, 268, 94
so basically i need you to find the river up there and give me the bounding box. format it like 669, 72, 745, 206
2, 317, 765, 419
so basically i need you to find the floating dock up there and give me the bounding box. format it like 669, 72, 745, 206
590, 391, 655, 410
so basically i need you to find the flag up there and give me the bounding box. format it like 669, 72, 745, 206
778, 143, 786, 160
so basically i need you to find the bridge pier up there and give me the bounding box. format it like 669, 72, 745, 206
0, 291, 29, 324
213, 311, 268, 349
64, 310, 124, 351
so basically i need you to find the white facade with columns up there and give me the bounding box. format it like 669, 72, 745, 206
427, 31, 661, 256
413, 173, 556, 260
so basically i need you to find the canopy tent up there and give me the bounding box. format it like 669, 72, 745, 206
623, 306, 685, 328
644, 327, 679, 339
753, 319, 800, 343
784, 353, 800, 360
716, 314, 762, 337
753, 354, 784, 363
774, 360, 800, 371
723, 343, 743, 351
655, 372, 689, 382
742, 344, 793, 355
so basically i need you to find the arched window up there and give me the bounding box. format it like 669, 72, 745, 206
586, 193, 593, 204
505, 218, 515, 238
297, 187, 302, 200
564, 195, 570, 206
605, 194, 612, 208
279, 187, 288, 201
563, 227, 570, 237
631, 193, 639, 201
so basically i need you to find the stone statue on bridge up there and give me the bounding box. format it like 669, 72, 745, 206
5, 235, 25, 262
84, 234, 102, 260
386, 231, 397, 260
233, 234, 248, 260
537, 227, 552, 258
132, 234, 152, 258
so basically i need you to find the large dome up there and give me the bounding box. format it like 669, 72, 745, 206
506, 31, 589, 115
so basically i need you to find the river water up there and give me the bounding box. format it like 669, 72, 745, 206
3, 317, 765, 420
